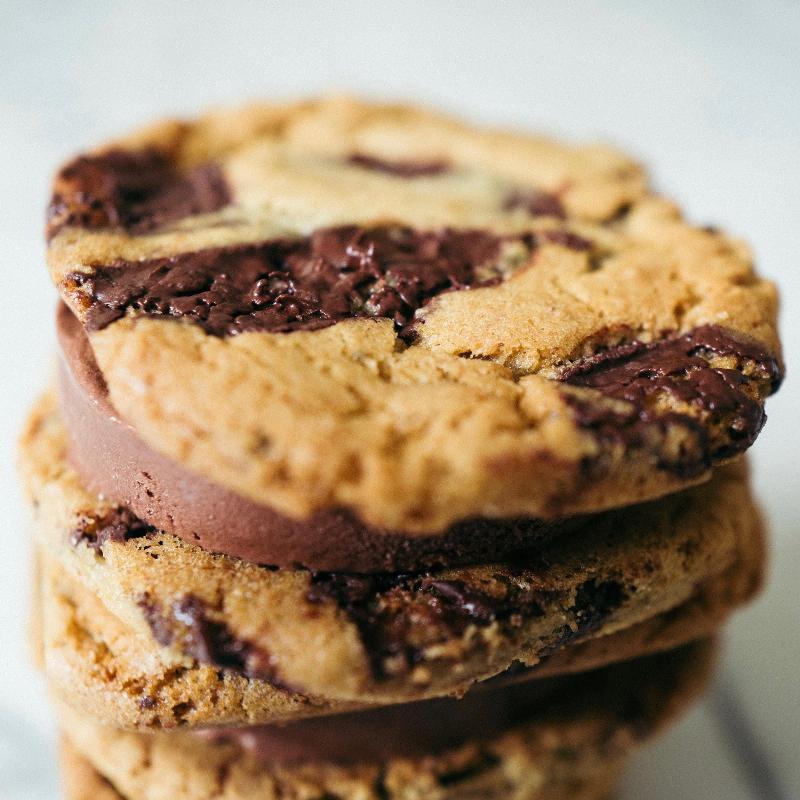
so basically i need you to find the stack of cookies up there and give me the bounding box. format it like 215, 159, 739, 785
22, 97, 782, 800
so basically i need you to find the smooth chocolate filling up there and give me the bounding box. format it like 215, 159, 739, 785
191, 642, 703, 765
63, 225, 515, 338
46, 148, 230, 241
57, 303, 567, 572
195, 677, 562, 765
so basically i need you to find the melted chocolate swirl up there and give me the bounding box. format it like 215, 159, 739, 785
65, 226, 511, 340
46, 149, 230, 240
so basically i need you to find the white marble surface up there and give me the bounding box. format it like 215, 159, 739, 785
1, 2, 798, 798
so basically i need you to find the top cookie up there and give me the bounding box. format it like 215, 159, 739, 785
46, 96, 782, 549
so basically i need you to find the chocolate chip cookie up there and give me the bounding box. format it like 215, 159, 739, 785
22, 95, 785, 800
45, 97, 782, 571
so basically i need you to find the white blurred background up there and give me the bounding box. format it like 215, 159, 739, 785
1, 2, 797, 798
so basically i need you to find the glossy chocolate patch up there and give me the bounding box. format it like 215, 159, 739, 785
307, 571, 628, 682
65, 225, 512, 339
348, 152, 450, 177
46, 149, 230, 240
137, 592, 293, 689
69, 506, 155, 552
308, 570, 556, 680
560, 324, 782, 476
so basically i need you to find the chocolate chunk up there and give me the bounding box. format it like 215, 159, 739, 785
136, 593, 175, 648
69, 506, 155, 552
437, 752, 502, 786
561, 325, 782, 476
421, 575, 550, 626
571, 579, 625, 631
347, 153, 450, 178
64, 225, 510, 340
602, 203, 632, 226
422, 579, 506, 625
46, 149, 230, 240
533, 579, 626, 659
137, 592, 293, 690
171, 595, 253, 672
503, 189, 566, 219
538, 229, 593, 251
308, 571, 549, 680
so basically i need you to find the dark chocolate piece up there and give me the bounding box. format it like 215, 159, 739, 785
69, 506, 155, 552
503, 189, 566, 219
560, 324, 782, 476
571, 579, 626, 630
137, 592, 293, 690
172, 594, 255, 673
46, 149, 230, 240
64, 225, 508, 340
308, 570, 563, 680
347, 153, 450, 178
136, 592, 175, 649
539, 229, 593, 251
526, 579, 628, 660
